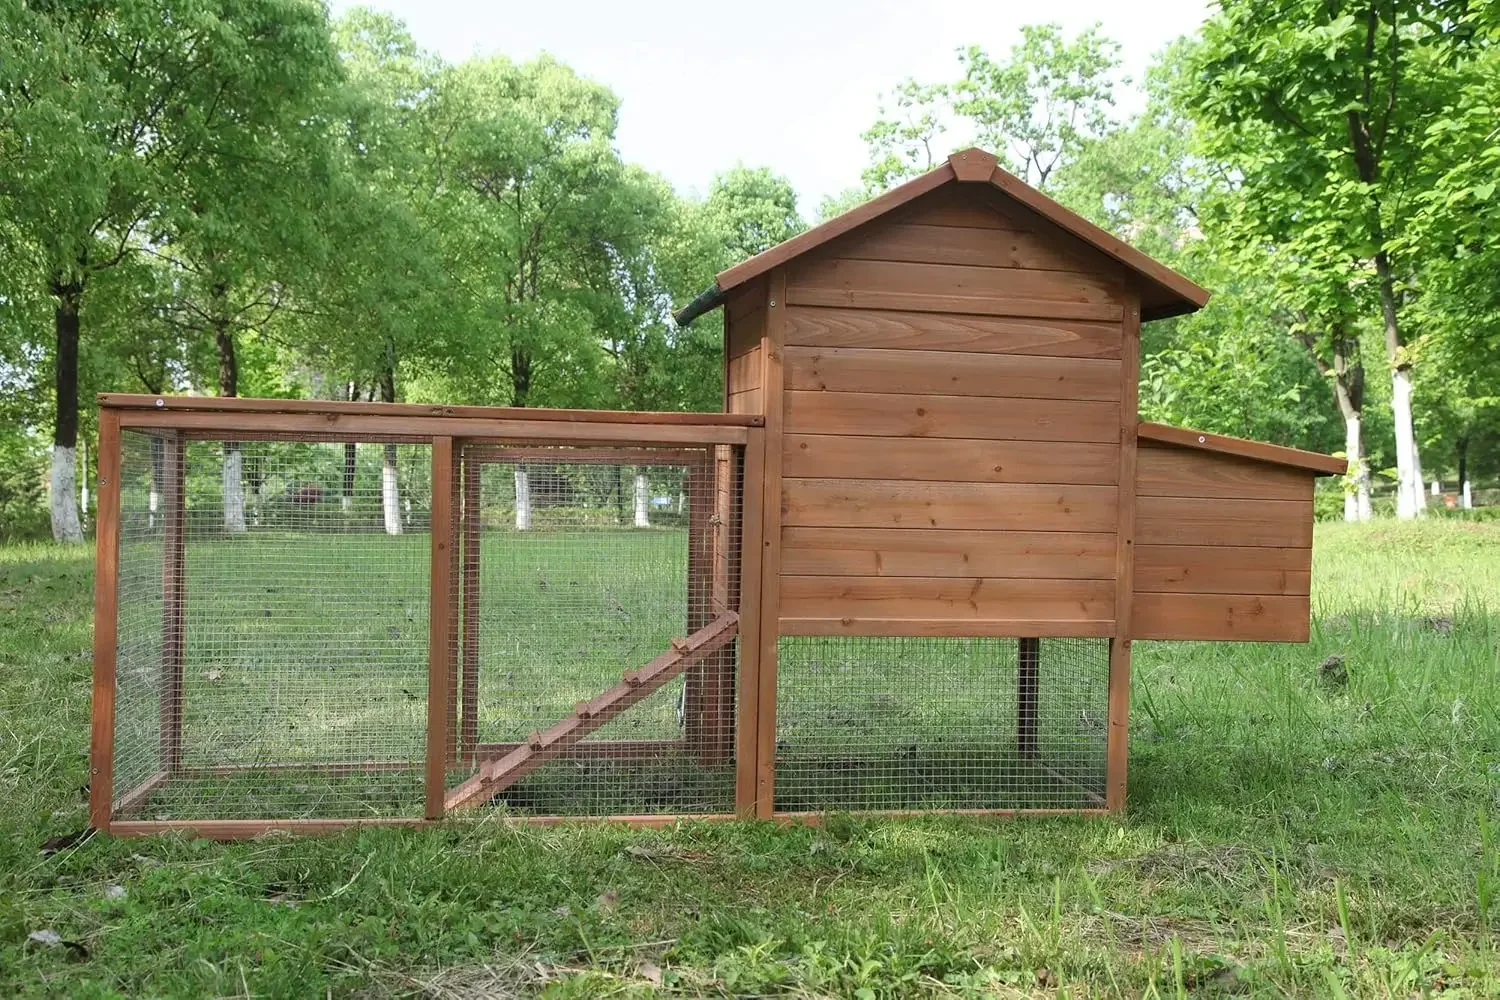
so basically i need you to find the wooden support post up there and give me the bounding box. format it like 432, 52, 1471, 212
160, 434, 186, 773
460, 453, 480, 762
425, 436, 455, 820
1017, 637, 1039, 759
1107, 293, 1141, 812
446, 449, 463, 763
734, 428, 766, 817
755, 270, 788, 818
90, 409, 122, 832
683, 451, 732, 762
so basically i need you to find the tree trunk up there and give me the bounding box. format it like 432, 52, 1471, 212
149, 435, 165, 530
378, 348, 401, 535
634, 472, 650, 527
511, 347, 531, 408
513, 468, 531, 530
216, 326, 247, 534
1390, 360, 1422, 518
1328, 333, 1371, 521
1458, 435, 1470, 510
50, 284, 84, 542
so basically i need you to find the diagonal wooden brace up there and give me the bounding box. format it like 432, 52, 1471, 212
445, 612, 739, 811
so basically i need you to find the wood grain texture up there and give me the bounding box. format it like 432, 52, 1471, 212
1138, 421, 1345, 475
1136, 496, 1314, 548
726, 387, 762, 415
782, 479, 1117, 531
755, 270, 787, 819
785, 390, 1120, 443
785, 346, 1121, 401
891, 184, 1028, 229
1137, 441, 1315, 500
1107, 293, 1140, 812
734, 428, 766, 817
779, 617, 1116, 638
783, 435, 1118, 485
159, 438, 186, 772
1131, 593, 1311, 642
425, 436, 454, 820
727, 351, 761, 394
781, 527, 1115, 579
786, 306, 1122, 358
1135, 544, 1312, 596
779, 576, 1115, 623
90, 409, 122, 831
826, 222, 1107, 273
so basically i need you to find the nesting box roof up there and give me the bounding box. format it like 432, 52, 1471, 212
676, 147, 1211, 327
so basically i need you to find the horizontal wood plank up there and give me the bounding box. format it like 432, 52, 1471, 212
827, 222, 1105, 272
783, 434, 1119, 485
1136, 496, 1314, 548
1131, 593, 1311, 642
892, 186, 1025, 229
1137, 441, 1314, 501
727, 352, 761, 394
785, 307, 1121, 358
781, 527, 1116, 579
786, 346, 1121, 401
782, 479, 1118, 531
1138, 422, 1345, 475
779, 617, 1116, 638
780, 576, 1115, 623
1134, 544, 1311, 596
785, 390, 1121, 443
727, 387, 763, 415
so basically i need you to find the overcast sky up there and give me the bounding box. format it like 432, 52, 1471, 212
329, 0, 1212, 213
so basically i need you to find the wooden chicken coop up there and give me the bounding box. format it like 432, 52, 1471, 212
89, 148, 1343, 837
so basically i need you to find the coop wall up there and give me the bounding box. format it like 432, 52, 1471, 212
1132, 440, 1315, 641
772, 186, 1134, 637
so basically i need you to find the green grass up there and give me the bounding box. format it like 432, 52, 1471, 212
1, 521, 1498, 996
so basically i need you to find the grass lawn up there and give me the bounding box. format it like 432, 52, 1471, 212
0, 520, 1497, 997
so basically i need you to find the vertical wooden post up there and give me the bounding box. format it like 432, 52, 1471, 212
425, 436, 455, 820
1107, 293, 1142, 812
90, 409, 122, 832
684, 452, 726, 761
1017, 637, 1039, 759
733, 429, 766, 817
754, 270, 788, 818
460, 452, 480, 762
160, 434, 186, 772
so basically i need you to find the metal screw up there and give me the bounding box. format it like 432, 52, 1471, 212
1198, 435, 1207, 443
769, 299, 777, 307
155, 398, 165, 407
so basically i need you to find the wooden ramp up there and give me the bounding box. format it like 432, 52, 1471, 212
445, 612, 739, 810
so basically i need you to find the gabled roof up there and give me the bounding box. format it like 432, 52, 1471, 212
675, 147, 1211, 326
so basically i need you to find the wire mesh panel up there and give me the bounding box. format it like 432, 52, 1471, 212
111, 430, 433, 821
773, 636, 1108, 813
446, 445, 742, 817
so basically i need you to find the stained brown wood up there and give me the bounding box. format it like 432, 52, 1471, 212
108, 818, 430, 838
118, 409, 754, 446
159, 437, 186, 773
1107, 293, 1140, 813
785, 391, 1120, 443
727, 280, 768, 324
727, 387, 762, 415
460, 454, 480, 762
1135, 544, 1312, 596
727, 352, 761, 394
783, 435, 1119, 485
787, 287, 1123, 323
112, 771, 169, 817
785, 346, 1121, 401
448, 457, 462, 763
1136, 496, 1314, 548
734, 427, 766, 817
101, 393, 764, 427
892, 184, 1026, 229
90, 407, 122, 831
950, 146, 999, 181
1132, 593, 1311, 642
425, 436, 455, 820
1137, 441, 1316, 500
778, 576, 1115, 623
780, 527, 1115, 579
786, 306, 1122, 358
779, 617, 1115, 637
755, 271, 788, 819
782, 479, 1118, 532
826, 222, 1112, 273
1138, 421, 1345, 475
684, 457, 730, 763
1017, 638, 1039, 758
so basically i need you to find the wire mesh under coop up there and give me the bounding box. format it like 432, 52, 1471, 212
773, 636, 1108, 813
110, 430, 435, 823
442, 444, 743, 818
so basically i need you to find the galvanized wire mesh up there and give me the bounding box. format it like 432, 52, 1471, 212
773, 636, 1108, 812
111, 431, 432, 821
449, 445, 741, 816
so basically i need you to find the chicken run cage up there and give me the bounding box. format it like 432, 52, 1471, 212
89, 150, 1342, 837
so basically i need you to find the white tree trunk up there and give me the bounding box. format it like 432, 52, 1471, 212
382, 443, 402, 535
1462, 481, 1472, 510
1342, 412, 1373, 522
78, 437, 88, 532
1391, 368, 1425, 518
50, 446, 83, 543
513, 469, 531, 530
1431, 479, 1440, 497
222, 445, 247, 534
634, 473, 650, 527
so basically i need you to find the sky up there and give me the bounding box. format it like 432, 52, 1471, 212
329, 0, 1213, 213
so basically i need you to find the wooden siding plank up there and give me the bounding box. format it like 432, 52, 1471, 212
1136, 496, 1314, 548
734, 428, 766, 817
780, 617, 1115, 638
785, 346, 1121, 401
1134, 544, 1312, 596
782, 479, 1118, 531
785, 390, 1120, 443
726, 387, 762, 415
783, 435, 1119, 485
1131, 593, 1311, 642
1137, 441, 1315, 501
426, 436, 455, 820
779, 576, 1115, 622
827, 222, 1112, 272
727, 352, 762, 394
781, 527, 1115, 579
891, 185, 1028, 229
755, 270, 787, 819
785, 286, 1124, 323
1107, 294, 1140, 812
90, 409, 122, 831
1138, 422, 1345, 476
786, 306, 1122, 358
